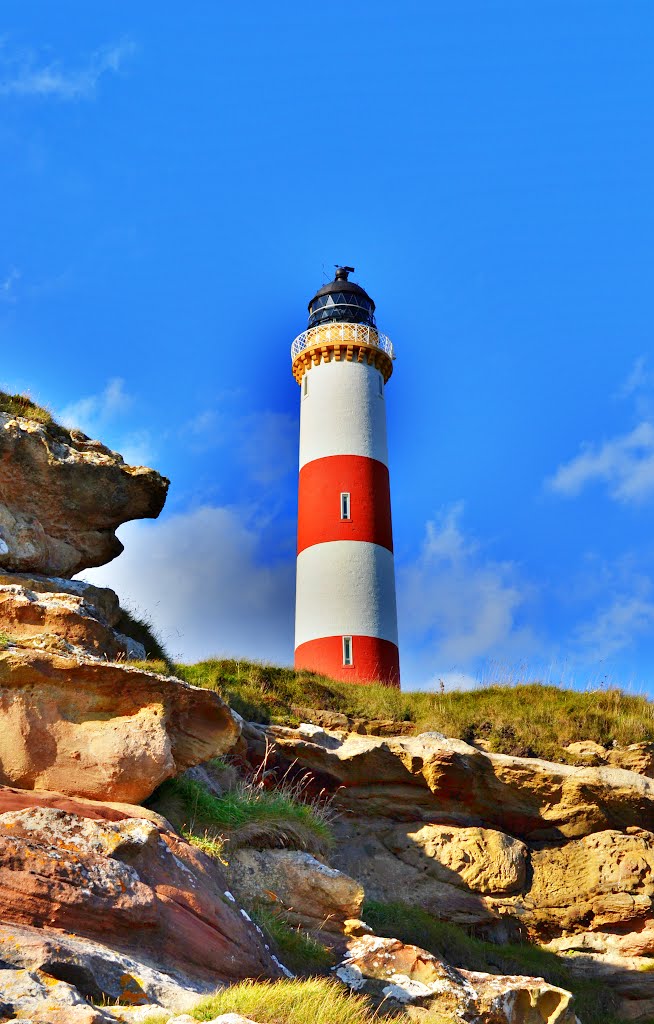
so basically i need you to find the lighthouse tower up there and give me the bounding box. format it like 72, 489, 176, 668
291, 267, 400, 688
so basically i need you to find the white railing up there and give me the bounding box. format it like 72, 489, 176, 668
291, 322, 395, 361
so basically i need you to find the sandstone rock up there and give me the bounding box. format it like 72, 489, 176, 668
608, 743, 654, 778
0, 411, 169, 577
263, 725, 654, 840
380, 822, 527, 895
0, 967, 114, 1022
0, 572, 121, 624
0, 649, 239, 802
335, 934, 578, 1022
332, 818, 508, 930
228, 848, 364, 933
0, 576, 136, 660
564, 740, 608, 763
0, 802, 282, 1006
520, 829, 654, 939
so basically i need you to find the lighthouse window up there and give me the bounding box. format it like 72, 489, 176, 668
340, 492, 351, 520
302, 374, 309, 398
342, 636, 353, 666
378, 373, 384, 396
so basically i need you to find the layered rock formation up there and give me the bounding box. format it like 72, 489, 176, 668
252, 722, 654, 1020
0, 794, 281, 1019
0, 407, 286, 1022
0, 410, 168, 577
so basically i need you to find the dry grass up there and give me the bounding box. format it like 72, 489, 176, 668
175, 658, 654, 761
0, 390, 71, 441
162, 977, 409, 1023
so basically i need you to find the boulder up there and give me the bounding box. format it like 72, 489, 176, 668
0, 967, 115, 1022
380, 822, 528, 895
0, 574, 138, 660
332, 818, 507, 930
335, 934, 578, 1022
0, 649, 240, 802
564, 740, 608, 763
263, 725, 654, 840
0, 411, 168, 577
0, 801, 282, 1007
228, 848, 364, 933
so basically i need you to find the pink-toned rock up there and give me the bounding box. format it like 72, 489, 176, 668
0, 800, 282, 1005
335, 934, 578, 1022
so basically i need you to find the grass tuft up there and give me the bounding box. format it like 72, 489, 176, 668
149, 772, 333, 857
179, 977, 406, 1023
115, 606, 172, 666
175, 658, 654, 761
0, 390, 71, 441
251, 905, 335, 975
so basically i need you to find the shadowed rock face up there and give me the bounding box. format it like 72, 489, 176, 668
0, 412, 169, 577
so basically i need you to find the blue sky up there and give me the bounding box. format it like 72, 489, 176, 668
2, 2, 654, 691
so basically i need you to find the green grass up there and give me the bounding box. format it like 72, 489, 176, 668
148, 772, 333, 856
363, 900, 627, 1024
175, 657, 654, 760
0, 390, 70, 441
251, 905, 335, 975
115, 606, 172, 666
141, 978, 410, 1024
0, 632, 11, 651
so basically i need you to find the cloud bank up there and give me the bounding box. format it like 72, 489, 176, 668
83, 506, 295, 666
0, 40, 135, 100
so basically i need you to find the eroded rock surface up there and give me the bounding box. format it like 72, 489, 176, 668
335, 934, 578, 1023
228, 848, 364, 934
0, 411, 169, 577
263, 724, 654, 839
0, 801, 281, 1013
0, 649, 240, 802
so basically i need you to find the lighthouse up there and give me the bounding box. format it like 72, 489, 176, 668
291, 267, 400, 688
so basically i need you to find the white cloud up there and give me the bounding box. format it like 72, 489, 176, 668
0, 268, 20, 302
617, 356, 652, 401
82, 506, 295, 665
186, 404, 297, 486
59, 377, 133, 437
547, 422, 654, 504
0, 39, 135, 100
574, 595, 654, 661
398, 504, 533, 677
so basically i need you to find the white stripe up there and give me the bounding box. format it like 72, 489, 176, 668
299, 359, 389, 469
295, 541, 398, 648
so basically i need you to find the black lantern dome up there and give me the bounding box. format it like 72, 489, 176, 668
307, 266, 376, 329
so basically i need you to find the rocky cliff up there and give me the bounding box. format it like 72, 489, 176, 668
0, 395, 651, 1024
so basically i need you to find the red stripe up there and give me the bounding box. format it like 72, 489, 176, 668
297, 455, 393, 555
295, 635, 400, 688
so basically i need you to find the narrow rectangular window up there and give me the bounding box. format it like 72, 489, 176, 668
378, 373, 384, 396
302, 374, 309, 398
342, 635, 353, 666
340, 492, 351, 520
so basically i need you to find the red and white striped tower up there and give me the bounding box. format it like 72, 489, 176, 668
291, 267, 400, 688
